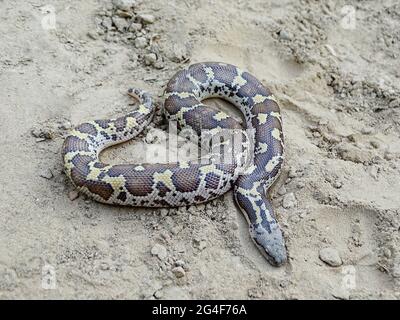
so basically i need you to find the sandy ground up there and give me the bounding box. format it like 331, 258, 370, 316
0, 0, 399, 299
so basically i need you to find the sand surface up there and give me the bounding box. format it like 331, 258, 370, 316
0, 0, 399, 299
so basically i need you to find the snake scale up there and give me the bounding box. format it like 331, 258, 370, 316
62, 62, 287, 266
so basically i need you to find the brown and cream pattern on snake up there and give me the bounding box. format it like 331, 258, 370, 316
62, 62, 287, 266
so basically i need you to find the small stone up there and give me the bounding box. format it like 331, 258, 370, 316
112, 0, 136, 11
248, 288, 263, 298
100, 262, 110, 270
104, 2, 114, 10
134, 36, 147, 48
87, 31, 98, 40
154, 290, 163, 299
289, 214, 300, 223
171, 225, 183, 235
159, 231, 171, 242
278, 185, 287, 196
288, 168, 298, 178
361, 127, 373, 135
296, 181, 305, 189
332, 288, 350, 300
278, 29, 291, 40
198, 241, 207, 250
384, 152, 394, 161
230, 221, 239, 230
324, 44, 337, 57
115, 9, 133, 18
393, 262, 400, 278
151, 244, 167, 260
171, 266, 185, 278
59, 121, 72, 130
153, 60, 164, 69
383, 248, 392, 258
369, 166, 379, 180
312, 131, 321, 138
189, 207, 199, 216
112, 16, 129, 32
128, 22, 142, 32
333, 180, 342, 189
370, 140, 381, 149
144, 53, 157, 66
101, 17, 113, 30
160, 208, 168, 217
175, 260, 185, 267
40, 169, 53, 180
325, 133, 341, 144
282, 193, 297, 209
137, 13, 155, 24
170, 44, 188, 62
129, 52, 138, 63
68, 190, 79, 201
31, 127, 52, 140
389, 99, 400, 109
319, 247, 342, 267
193, 238, 207, 250
337, 143, 370, 163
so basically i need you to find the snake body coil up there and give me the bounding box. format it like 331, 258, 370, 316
62, 62, 287, 266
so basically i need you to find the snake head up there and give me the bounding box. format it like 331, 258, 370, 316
249, 223, 287, 266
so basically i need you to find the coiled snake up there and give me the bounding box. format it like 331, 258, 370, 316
62, 62, 287, 266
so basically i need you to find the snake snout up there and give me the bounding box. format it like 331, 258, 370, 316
250, 223, 287, 266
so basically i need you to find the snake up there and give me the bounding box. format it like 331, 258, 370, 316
62, 62, 287, 266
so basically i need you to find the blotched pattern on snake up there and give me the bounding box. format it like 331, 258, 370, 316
62, 62, 287, 266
